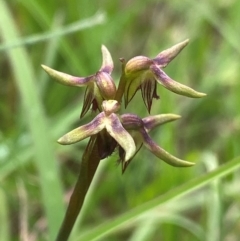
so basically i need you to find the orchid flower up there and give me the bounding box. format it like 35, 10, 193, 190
119, 113, 194, 172
58, 100, 136, 163
42, 40, 206, 171
58, 100, 194, 171
124, 39, 206, 112
42, 45, 116, 117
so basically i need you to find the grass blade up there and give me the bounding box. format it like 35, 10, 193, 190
0, 11, 106, 51
76, 155, 240, 241
0, 188, 10, 241
0, 1, 65, 239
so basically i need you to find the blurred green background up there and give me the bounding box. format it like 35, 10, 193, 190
0, 0, 240, 240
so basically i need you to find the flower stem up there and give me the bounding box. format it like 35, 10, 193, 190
55, 136, 101, 241
114, 59, 126, 103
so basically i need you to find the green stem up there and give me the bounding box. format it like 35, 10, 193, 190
55, 136, 101, 241
115, 60, 127, 103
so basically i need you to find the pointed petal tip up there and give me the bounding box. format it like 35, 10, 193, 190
154, 39, 190, 67
178, 90, 207, 98
173, 39, 189, 50
192, 92, 207, 98
163, 156, 196, 167
41, 64, 60, 78
41, 64, 59, 75
161, 160, 195, 167
164, 114, 181, 120
174, 114, 181, 119
176, 161, 195, 167
141, 130, 196, 167
142, 114, 182, 131
151, 65, 207, 99
100, 44, 114, 73
101, 45, 108, 56
57, 136, 68, 145
57, 132, 85, 145
41, 64, 50, 72
155, 113, 181, 120
42, 64, 90, 87
101, 44, 107, 51
181, 38, 190, 45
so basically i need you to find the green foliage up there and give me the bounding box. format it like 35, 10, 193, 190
0, 0, 240, 240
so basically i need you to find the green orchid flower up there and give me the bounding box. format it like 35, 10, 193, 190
124, 39, 206, 112
58, 99, 194, 172
120, 113, 194, 172
42, 45, 116, 117
58, 100, 136, 163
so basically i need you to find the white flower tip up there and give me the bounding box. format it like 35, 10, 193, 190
41, 64, 49, 71
195, 92, 207, 98
101, 44, 114, 73
182, 39, 189, 45
57, 136, 69, 145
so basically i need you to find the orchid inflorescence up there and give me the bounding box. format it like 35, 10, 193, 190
42, 39, 206, 172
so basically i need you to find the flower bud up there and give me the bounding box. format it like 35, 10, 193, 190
125, 56, 152, 76
96, 71, 116, 99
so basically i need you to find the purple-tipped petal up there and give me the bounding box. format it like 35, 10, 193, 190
151, 65, 206, 98
100, 45, 114, 74
41, 65, 91, 87
105, 113, 136, 162
153, 39, 189, 67
58, 113, 106, 145
140, 129, 194, 167
143, 114, 181, 132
